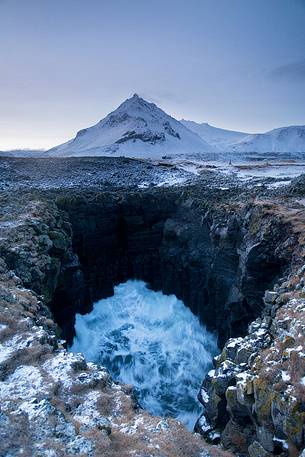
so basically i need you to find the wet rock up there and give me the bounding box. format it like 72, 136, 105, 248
248, 441, 273, 457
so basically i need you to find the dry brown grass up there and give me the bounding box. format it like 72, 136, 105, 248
0, 343, 52, 380
294, 383, 305, 403
288, 441, 301, 457
0, 313, 31, 342
68, 381, 93, 396
96, 389, 115, 416
88, 421, 187, 457
85, 427, 137, 457
290, 350, 305, 384
0, 411, 32, 457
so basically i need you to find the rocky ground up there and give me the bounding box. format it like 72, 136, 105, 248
197, 283, 305, 456
0, 156, 197, 191
0, 157, 305, 456
192, 190, 305, 456
0, 156, 296, 192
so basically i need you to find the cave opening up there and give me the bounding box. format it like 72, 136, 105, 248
50, 190, 288, 427
51, 191, 287, 348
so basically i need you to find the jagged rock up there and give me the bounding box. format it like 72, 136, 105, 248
221, 419, 255, 455
49, 229, 69, 252
264, 290, 278, 304
200, 295, 305, 455
248, 441, 273, 457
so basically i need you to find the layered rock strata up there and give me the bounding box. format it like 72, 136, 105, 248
195, 201, 305, 456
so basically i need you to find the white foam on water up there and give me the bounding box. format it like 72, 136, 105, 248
70, 279, 218, 429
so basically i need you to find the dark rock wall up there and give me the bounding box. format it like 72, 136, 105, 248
53, 190, 292, 347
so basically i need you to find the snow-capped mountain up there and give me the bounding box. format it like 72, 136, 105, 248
48, 94, 213, 158
228, 125, 305, 153
47, 95, 305, 157
181, 120, 249, 148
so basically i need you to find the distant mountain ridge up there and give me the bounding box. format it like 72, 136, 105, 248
228, 125, 305, 153
182, 120, 305, 153
181, 120, 249, 147
48, 94, 213, 158
45, 94, 305, 157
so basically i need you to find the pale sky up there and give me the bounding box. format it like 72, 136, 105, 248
0, 0, 305, 150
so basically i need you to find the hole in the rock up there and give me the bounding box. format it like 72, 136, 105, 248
52, 192, 288, 353
50, 191, 290, 433
69, 279, 218, 430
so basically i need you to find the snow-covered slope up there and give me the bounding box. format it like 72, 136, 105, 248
48, 94, 213, 158
182, 120, 305, 154
229, 125, 305, 153
181, 120, 248, 148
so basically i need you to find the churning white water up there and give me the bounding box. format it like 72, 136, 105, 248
70, 280, 218, 429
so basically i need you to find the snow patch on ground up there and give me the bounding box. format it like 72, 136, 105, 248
0, 365, 46, 402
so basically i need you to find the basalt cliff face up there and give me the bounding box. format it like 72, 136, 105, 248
53, 190, 293, 349
0, 160, 305, 456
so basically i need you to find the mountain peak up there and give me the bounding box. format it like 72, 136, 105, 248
125, 93, 146, 104
48, 94, 214, 157
117, 93, 154, 112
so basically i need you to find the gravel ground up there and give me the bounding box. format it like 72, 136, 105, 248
0, 156, 280, 192
0, 156, 196, 191
1, 156, 304, 204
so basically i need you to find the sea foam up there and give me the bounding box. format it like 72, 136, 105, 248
70, 280, 218, 429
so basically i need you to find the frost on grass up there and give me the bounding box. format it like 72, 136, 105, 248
0, 196, 232, 456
